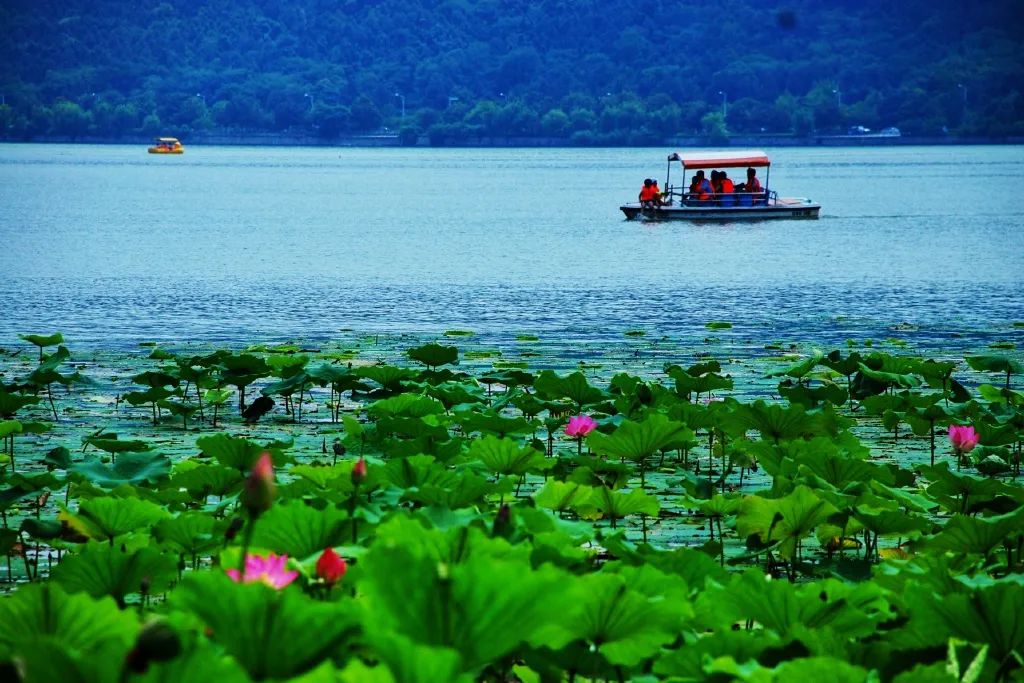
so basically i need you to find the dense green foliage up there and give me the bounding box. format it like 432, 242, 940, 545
1, 0, 1022, 142
1, 329, 1023, 680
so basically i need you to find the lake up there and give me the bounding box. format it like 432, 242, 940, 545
1, 143, 1022, 349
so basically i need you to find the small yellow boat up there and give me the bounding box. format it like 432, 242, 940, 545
148, 137, 184, 154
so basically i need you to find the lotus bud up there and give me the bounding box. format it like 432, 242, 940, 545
241, 452, 275, 517
948, 424, 979, 454
125, 619, 182, 673
351, 457, 368, 486
315, 547, 348, 586
492, 503, 513, 539
225, 516, 244, 542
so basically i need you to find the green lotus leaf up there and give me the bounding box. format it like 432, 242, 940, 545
795, 452, 895, 490
0, 387, 41, 417
587, 487, 660, 520
735, 400, 829, 443
918, 507, 1024, 556
264, 353, 309, 374
636, 546, 730, 592
667, 366, 734, 399
167, 462, 242, 499
765, 349, 824, 379
377, 455, 451, 490
20, 517, 63, 540
736, 486, 837, 560
705, 321, 733, 329
966, 354, 1023, 378
587, 413, 688, 462
70, 451, 171, 488
195, 433, 286, 472
359, 524, 571, 674
534, 370, 606, 408
0, 419, 22, 438
699, 570, 888, 638
357, 365, 419, 392
410, 471, 498, 509
175, 572, 360, 681
533, 480, 596, 513
532, 571, 688, 667
653, 630, 775, 679
250, 500, 349, 560
422, 381, 486, 410
0, 472, 61, 511
906, 581, 1024, 666
133, 638, 251, 683
202, 388, 233, 405
857, 362, 921, 389
261, 370, 311, 397
132, 370, 180, 389
49, 541, 177, 605
467, 435, 550, 476
368, 392, 446, 419
0, 584, 137, 681
153, 511, 225, 556
405, 342, 458, 369
369, 632, 471, 683
82, 434, 151, 454
124, 386, 176, 406
852, 505, 932, 538
64, 496, 170, 542
778, 381, 849, 409
455, 409, 533, 437
916, 463, 1009, 511
19, 332, 65, 350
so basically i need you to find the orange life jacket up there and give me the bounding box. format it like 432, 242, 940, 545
721, 178, 734, 193
639, 185, 656, 201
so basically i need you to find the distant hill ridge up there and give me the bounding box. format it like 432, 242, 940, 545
1, 0, 1022, 141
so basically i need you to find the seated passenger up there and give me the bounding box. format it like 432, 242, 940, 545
689, 170, 712, 201
719, 171, 736, 206
650, 179, 666, 205
638, 178, 658, 208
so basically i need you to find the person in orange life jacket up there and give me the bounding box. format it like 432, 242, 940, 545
638, 178, 658, 208
718, 171, 736, 206
689, 170, 712, 201
735, 167, 762, 192
650, 178, 665, 205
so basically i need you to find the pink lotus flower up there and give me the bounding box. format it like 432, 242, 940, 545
565, 415, 598, 438
315, 547, 347, 586
948, 424, 979, 454
226, 552, 298, 589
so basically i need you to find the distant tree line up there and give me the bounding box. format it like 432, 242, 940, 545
1, 0, 1021, 143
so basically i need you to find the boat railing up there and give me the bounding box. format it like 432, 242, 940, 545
664, 187, 775, 207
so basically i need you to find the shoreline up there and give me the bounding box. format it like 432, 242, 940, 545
3, 133, 1022, 148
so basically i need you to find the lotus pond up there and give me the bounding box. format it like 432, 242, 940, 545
1, 323, 1023, 683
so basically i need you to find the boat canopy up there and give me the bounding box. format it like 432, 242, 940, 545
667, 150, 770, 170
155, 137, 181, 143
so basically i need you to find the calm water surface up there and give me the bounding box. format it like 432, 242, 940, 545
1, 144, 1022, 348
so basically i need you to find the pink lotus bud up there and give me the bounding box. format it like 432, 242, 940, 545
565, 415, 598, 438
240, 452, 275, 517
948, 424, 979, 454
315, 547, 347, 585
351, 457, 368, 485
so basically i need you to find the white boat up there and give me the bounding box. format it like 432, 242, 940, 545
620, 150, 820, 220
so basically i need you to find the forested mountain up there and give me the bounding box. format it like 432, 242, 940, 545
1, 0, 1022, 143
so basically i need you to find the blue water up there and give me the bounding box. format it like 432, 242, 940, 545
1, 143, 1022, 348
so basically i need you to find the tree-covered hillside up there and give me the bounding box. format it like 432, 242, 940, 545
1, 0, 1022, 142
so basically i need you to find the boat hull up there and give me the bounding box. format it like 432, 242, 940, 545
621, 202, 820, 221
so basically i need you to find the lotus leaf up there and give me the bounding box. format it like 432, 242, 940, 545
50, 541, 177, 605
919, 507, 1024, 556
175, 572, 360, 680
735, 401, 828, 444
70, 451, 171, 488
250, 500, 349, 560
765, 349, 824, 379
167, 462, 242, 499
368, 393, 446, 419
455, 409, 533, 437
587, 487, 660, 521
467, 435, 549, 476
533, 571, 689, 666
132, 370, 180, 389
133, 639, 251, 683
82, 435, 151, 454
0, 387, 41, 417
359, 525, 571, 674
736, 486, 838, 560
587, 413, 689, 463
406, 342, 459, 368
65, 496, 170, 542
153, 511, 225, 556
196, 433, 286, 472
411, 471, 498, 509
0, 583, 137, 681
534, 370, 606, 408
533, 480, 595, 513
